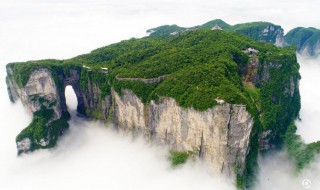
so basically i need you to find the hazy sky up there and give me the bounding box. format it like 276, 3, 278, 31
1, 0, 320, 64
1, 0, 320, 189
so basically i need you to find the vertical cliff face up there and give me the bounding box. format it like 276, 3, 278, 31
7, 67, 62, 119
6, 68, 63, 153
232, 23, 285, 46
81, 80, 112, 120
262, 25, 284, 46
6, 66, 254, 178
240, 52, 301, 150
113, 89, 254, 176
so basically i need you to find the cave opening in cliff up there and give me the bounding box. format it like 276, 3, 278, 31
65, 85, 78, 112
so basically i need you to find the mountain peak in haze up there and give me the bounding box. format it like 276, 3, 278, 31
147, 19, 320, 56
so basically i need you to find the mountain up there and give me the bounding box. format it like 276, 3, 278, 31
147, 19, 284, 45
285, 27, 320, 56
5, 29, 313, 189
147, 19, 320, 56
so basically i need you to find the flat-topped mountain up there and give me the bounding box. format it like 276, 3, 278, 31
6, 27, 319, 189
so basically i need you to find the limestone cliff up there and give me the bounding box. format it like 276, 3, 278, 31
6, 66, 111, 153
6, 66, 253, 178
7, 67, 63, 152
7, 67, 61, 118
113, 89, 253, 176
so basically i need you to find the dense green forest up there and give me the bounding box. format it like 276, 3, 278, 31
8, 30, 298, 116
7, 28, 313, 188
148, 19, 283, 44
147, 19, 320, 56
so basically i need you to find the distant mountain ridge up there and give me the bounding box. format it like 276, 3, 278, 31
147, 19, 320, 56
284, 27, 320, 56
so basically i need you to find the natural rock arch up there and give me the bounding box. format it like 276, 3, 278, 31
59, 69, 87, 117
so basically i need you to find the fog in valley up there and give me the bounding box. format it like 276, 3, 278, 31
1, 0, 320, 189
254, 56, 320, 189
296, 57, 320, 143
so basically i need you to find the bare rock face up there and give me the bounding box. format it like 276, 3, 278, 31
259, 25, 285, 45
16, 138, 31, 152
113, 89, 254, 177
82, 77, 112, 120
7, 68, 62, 119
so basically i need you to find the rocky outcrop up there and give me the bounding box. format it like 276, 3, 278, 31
6, 67, 112, 153
7, 68, 61, 119
260, 25, 284, 45
6, 68, 63, 153
275, 29, 285, 47
113, 89, 254, 176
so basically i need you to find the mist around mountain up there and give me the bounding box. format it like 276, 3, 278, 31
285, 27, 320, 56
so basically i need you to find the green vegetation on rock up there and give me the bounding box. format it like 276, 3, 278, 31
230, 22, 283, 44
169, 151, 193, 166
147, 19, 320, 56
285, 123, 320, 170
198, 19, 231, 30
147, 19, 283, 44
16, 106, 69, 154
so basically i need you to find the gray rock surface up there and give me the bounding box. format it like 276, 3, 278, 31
113, 89, 254, 177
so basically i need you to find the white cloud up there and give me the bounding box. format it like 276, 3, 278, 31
296, 56, 320, 143
256, 151, 320, 190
